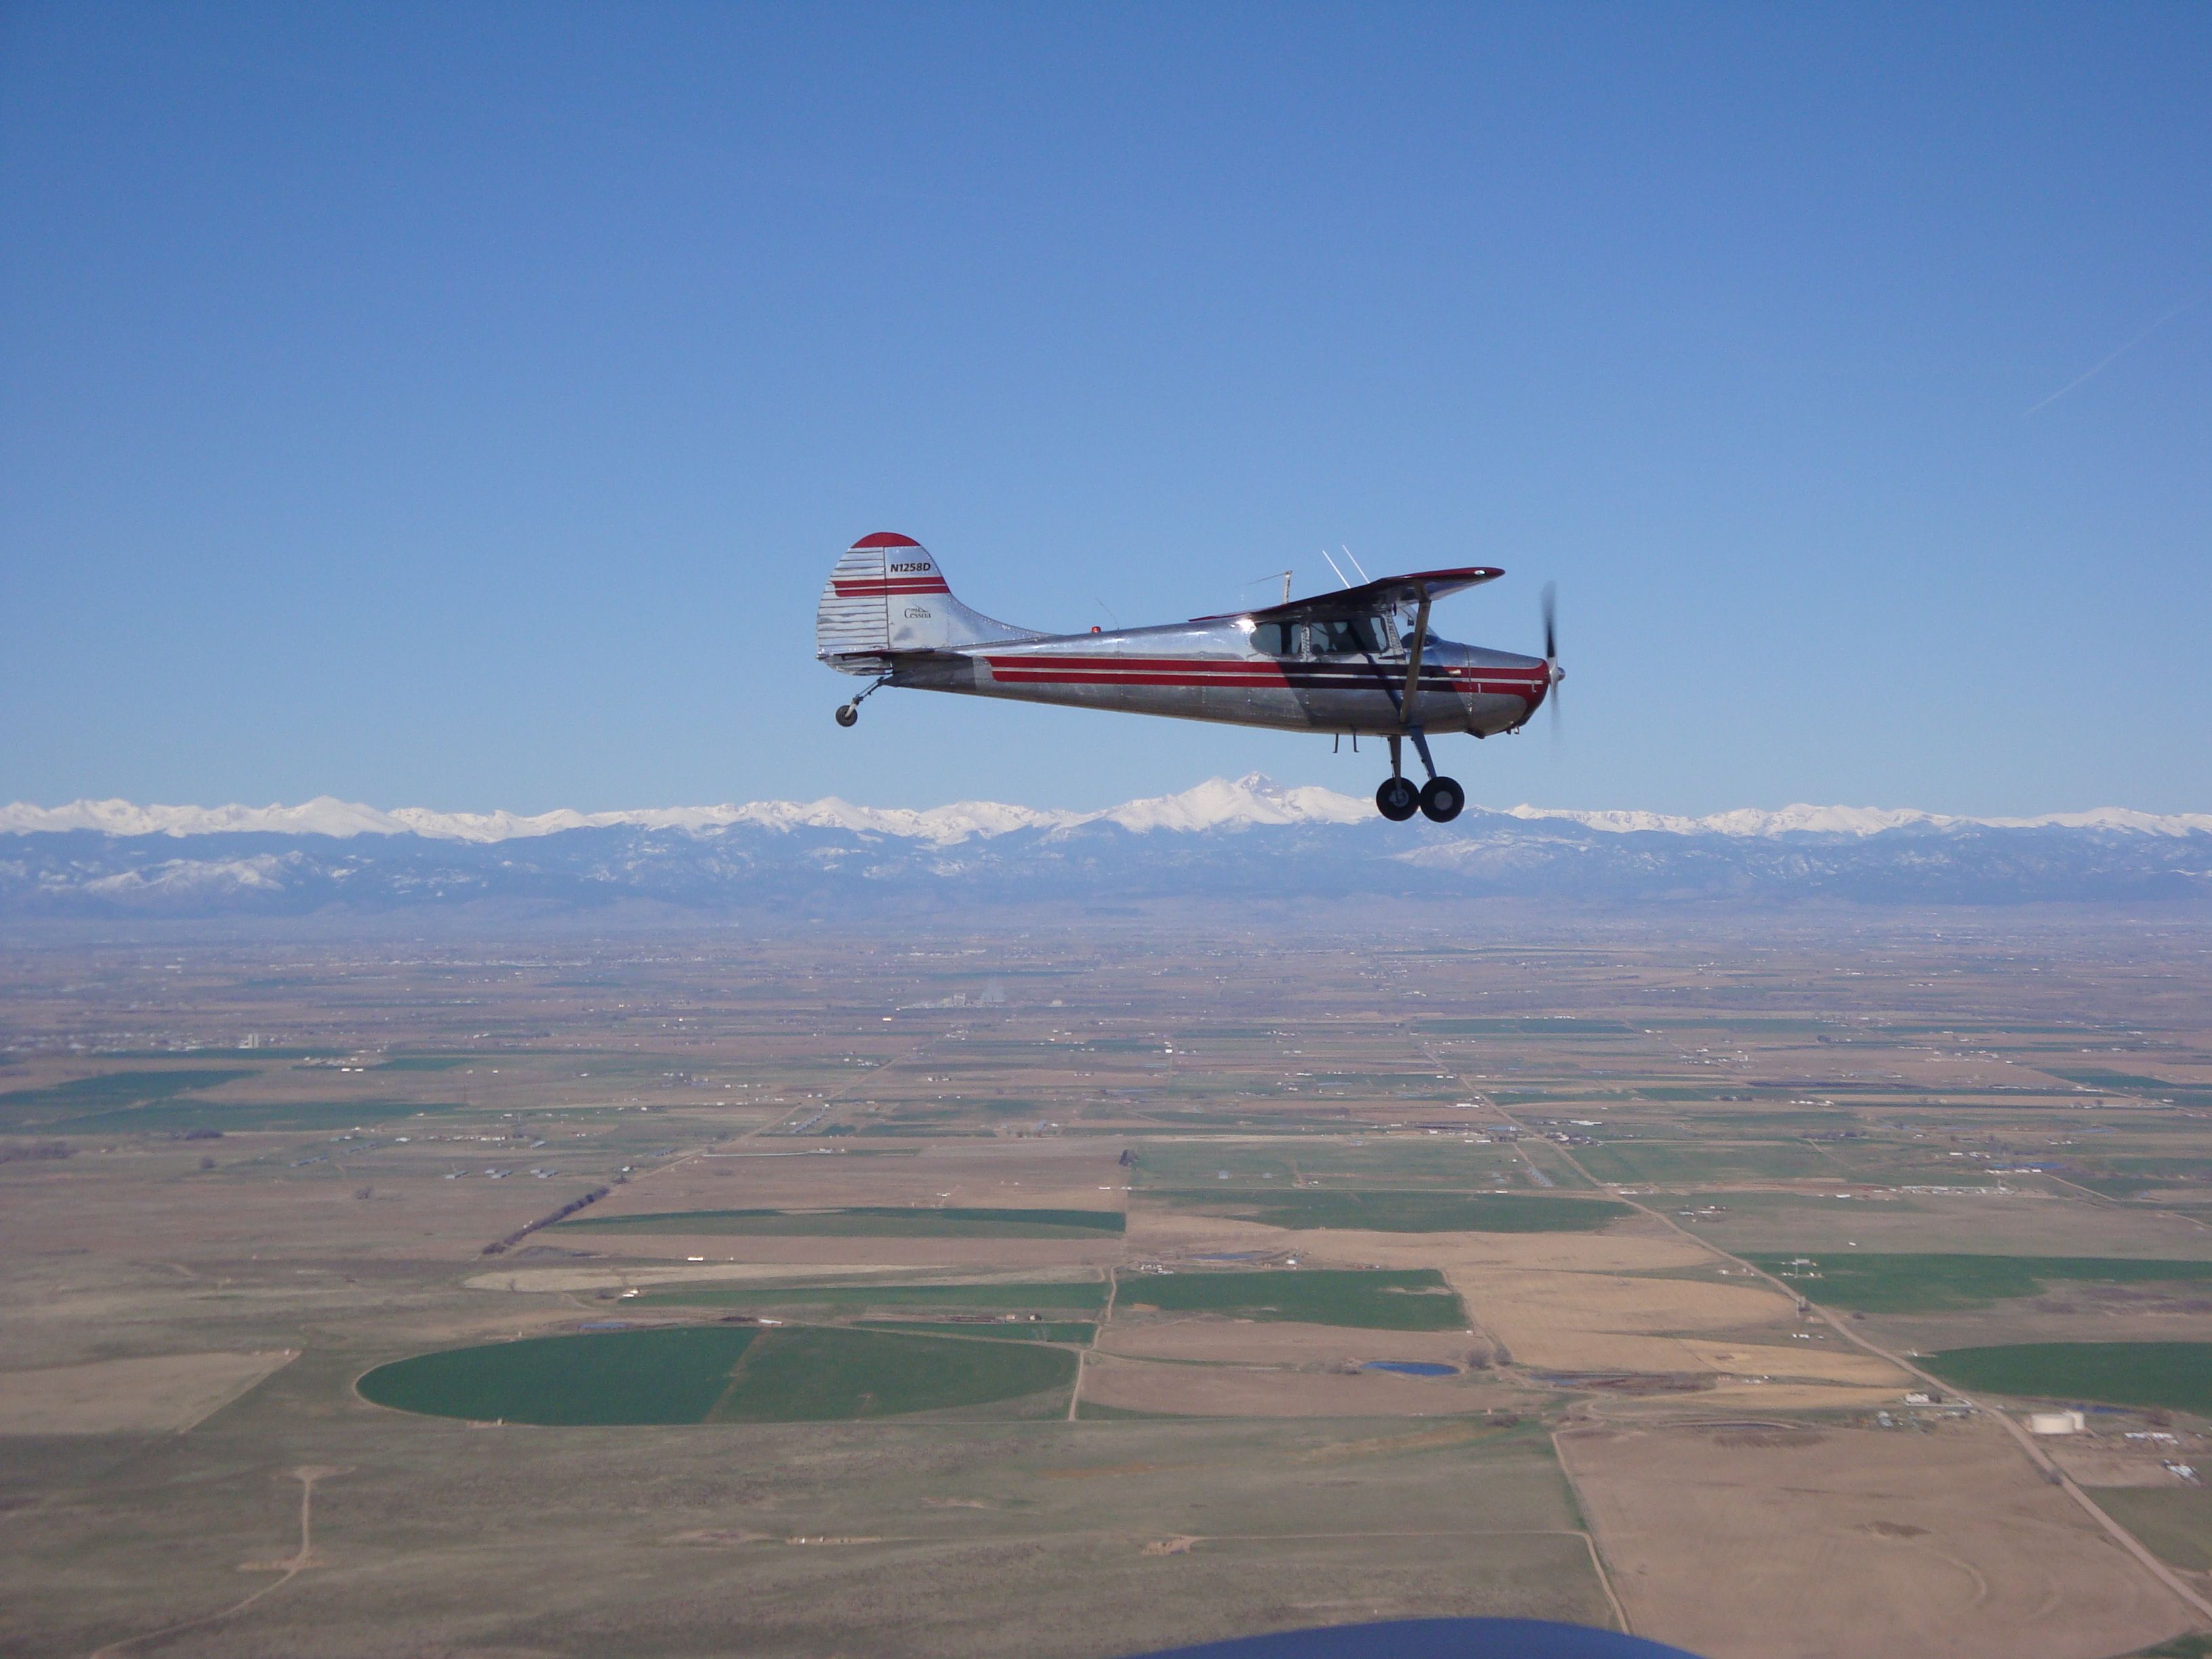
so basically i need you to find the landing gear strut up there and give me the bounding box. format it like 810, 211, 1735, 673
834, 675, 890, 728
1373, 731, 1463, 824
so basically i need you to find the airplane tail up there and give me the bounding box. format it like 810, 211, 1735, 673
815, 533, 1040, 674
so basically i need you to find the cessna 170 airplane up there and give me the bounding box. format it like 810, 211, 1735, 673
816, 532, 1561, 823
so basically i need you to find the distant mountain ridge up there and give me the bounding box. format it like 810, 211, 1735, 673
3, 776, 2206, 916
7, 775, 2209, 844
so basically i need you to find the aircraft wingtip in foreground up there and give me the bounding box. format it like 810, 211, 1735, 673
817, 532, 1561, 823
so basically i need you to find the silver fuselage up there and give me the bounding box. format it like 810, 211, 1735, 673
872, 616, 1550, 737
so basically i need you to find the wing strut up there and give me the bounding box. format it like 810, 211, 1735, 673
1400, 591, 1432, 731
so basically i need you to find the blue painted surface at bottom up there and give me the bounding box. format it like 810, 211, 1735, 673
1122, 1618, 1706, 1659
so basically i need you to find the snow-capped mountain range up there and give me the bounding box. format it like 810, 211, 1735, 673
0, 775, 1365, 845
7, 775, 2209, 845
3, 776, 2205, 916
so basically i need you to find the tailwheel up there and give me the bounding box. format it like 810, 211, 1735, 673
1375, 777, 1419, 821
1419, 776, 1464, 823
834, 673, 890, 729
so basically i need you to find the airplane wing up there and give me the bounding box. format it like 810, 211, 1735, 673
1231, 567, 1504, 624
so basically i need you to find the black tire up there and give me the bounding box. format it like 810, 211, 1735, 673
1375, 777, 1419, 821
834, 704, 859, 728
1420, 777, 1464, 823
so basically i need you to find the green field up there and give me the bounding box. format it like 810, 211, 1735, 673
66, 1098, 470, 1134
711, 1326, 1074, 1420
853, 1319, 1097, 1344
0, 1068, 256, 1130
2092, 1488, 2212, 1574
2040, 1068, 2211, 1103
1116, 1268, 1467, 1330
1575, 1142, 1835, 1185
630, 1279, 1109, 1313
359, 1325, 758, 1425
359, 1324, 1076, 1425
1131, 1141, 1526, 1191
1418, 1019, 1635, 1036
556, 1205, 1124, 1238
1745, 1254, 2212, 1313
1923, 1343, 2212, 1417
1151, 1189, 1625, 1233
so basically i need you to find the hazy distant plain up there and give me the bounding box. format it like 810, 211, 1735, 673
3, 907, 2210, 1657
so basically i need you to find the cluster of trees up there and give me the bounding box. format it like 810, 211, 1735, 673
0, 1139, 73, 1164
482, 1183, 611, 1254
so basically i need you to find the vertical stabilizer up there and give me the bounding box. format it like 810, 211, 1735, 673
815, 533, 1040, 674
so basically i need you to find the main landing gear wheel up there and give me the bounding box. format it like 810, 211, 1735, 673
1420, 776, 1465, 823
1375, 777, 1419, 821
834, 703, 859, 728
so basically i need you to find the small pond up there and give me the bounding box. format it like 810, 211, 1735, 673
1361, 1360, 1458, 1378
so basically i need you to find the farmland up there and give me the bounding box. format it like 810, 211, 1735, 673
1116, 1267, 1469, 1330
632, 1278, 1109, 1313
5, 912, 2211, 1658
360, 1323, 1078, 1424
360, 1326, 760, 1425
558, 1204, 1126, 1237
1744, 1252, 2212, 1313
1151, 1189, 1629, 1232
1924, 1342, 2212, 1417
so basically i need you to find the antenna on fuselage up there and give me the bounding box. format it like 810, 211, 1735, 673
1319, 548, 1354, 590
1340, 546, 1372, 583
1246, 570, 1294, 605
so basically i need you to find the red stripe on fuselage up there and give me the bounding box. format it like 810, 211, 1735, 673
980, 653, 1544, 691
983, 667, 1542, 695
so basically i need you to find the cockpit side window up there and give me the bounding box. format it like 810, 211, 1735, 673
1309, 615, 1388, 655
1251, 621, 1297, 657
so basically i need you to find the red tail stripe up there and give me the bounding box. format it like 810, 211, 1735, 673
834, 579, 951, 596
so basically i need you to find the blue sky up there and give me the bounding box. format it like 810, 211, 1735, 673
3, 4, 2206, 815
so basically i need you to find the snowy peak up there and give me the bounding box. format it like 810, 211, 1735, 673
1092, 773, 1370, 834
3, 783, 2207, 844
0, 796, 415, 840
0, 794, 1079, 846
1498, 802, 2212, 838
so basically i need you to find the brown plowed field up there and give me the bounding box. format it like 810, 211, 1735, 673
1097, 1317, 1485, 1370
1082, 1353, 1489, 1418
0, 1351, 295, 1434
1558, 1422, 2194, 1659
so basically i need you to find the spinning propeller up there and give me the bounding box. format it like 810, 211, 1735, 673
1541, 582, 1563, 735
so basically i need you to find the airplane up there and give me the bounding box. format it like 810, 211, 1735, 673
816, 532, 1561, 823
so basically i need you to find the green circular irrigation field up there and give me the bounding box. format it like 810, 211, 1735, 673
358, 1324, 1078, 1426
